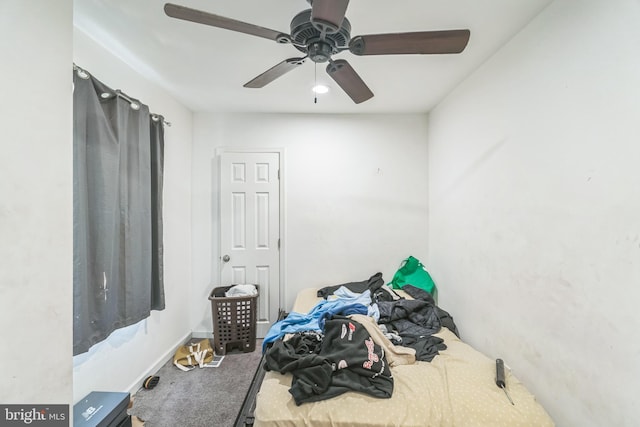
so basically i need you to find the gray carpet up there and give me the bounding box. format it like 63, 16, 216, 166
129, 339, 263, 427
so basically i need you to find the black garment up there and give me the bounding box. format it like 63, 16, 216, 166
399, 284, 437, 304
264, 333, 333, 401
316, 272, 385, 299
401, 285, 460, 337
264, 317, 393, 405
318, 316, 393, 402
402, 335, 447, 362
378, 298, 441, 337
377, 285, 450, 362
372, 283, 403, 303
264, 332, 324, 373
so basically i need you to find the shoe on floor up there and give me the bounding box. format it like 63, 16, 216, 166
143, 376, 160, 390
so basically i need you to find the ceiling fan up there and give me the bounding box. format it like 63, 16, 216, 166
164, 0, 470, 104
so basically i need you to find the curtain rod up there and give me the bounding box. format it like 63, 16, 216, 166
73, 64, 171, 127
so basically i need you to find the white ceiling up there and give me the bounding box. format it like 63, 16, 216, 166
73, 0, 552, 114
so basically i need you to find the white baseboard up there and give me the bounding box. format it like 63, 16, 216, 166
127, 332, 192, 397
191, 331, 214, 339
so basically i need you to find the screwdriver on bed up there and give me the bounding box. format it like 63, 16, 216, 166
495, 358, 515, 405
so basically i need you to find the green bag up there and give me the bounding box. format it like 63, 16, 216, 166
390, 256, 437, 295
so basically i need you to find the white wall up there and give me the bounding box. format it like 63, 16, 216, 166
427, 0, 640, 426
0, 1, 73, 405
191, 113, 429, 332
71, 30, 194, 403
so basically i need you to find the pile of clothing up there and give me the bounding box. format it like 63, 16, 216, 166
262, 272, 459, 405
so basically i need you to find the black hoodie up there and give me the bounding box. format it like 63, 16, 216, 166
264, 316, 394, 405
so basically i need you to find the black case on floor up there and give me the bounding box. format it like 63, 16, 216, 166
73, 391, 131, 427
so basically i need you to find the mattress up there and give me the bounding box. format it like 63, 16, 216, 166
254, 288, 554, 427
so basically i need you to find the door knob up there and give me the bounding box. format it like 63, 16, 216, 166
222, 255, 231, 262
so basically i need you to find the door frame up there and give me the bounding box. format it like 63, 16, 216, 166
215, 146, 287, 317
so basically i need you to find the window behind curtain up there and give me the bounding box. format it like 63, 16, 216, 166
72, 67, 165, 356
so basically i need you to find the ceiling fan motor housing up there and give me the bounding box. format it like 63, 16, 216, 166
290, 9, 351, 63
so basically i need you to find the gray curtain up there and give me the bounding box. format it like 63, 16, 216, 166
73, 69, 165, 356
150, 114, 165, 311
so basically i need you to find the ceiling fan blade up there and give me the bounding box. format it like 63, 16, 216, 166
326, 59, 373, 104
311, 0, 350, 34
164, 3, 289, 42
244, 58, 307, 88
349, 29, 470, 55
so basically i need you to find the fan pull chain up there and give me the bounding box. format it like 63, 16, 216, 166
314, 63, 318, 104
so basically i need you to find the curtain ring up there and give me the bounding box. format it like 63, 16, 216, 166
76, 68, 90, 80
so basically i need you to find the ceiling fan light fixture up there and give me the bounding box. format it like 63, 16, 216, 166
312, 84, 329, 94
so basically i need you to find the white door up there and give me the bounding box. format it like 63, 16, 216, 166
220, 151, 281, 337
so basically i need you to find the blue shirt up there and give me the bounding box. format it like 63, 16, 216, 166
262, 288, 371, 351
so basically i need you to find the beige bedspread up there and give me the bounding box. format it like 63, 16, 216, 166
255, 288, 554, 427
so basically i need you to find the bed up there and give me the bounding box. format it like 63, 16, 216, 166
236, 286, 554, 427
